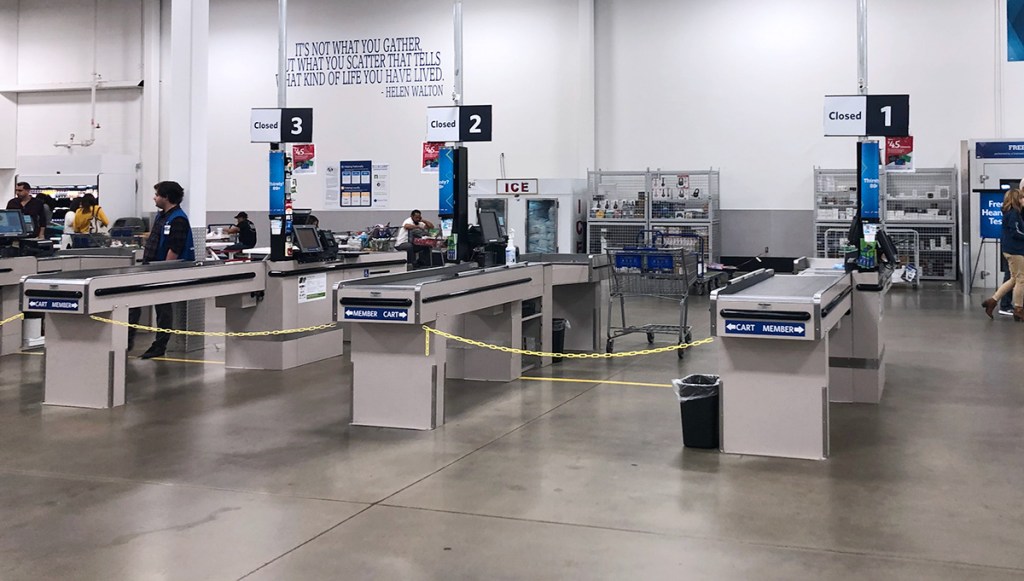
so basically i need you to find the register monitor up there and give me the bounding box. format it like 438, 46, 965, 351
0, 210, 30, 239
478, 209, 504, 244
293, 225, 323, 254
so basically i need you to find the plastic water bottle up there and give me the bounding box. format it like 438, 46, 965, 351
505, 229, 517, 265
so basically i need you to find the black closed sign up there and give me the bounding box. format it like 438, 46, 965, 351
281, 108, 313, 142
865, 95, 909, 137
458, 105, 492, 142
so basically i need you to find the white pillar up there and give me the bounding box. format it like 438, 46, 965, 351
577, 0, 596, 176
167, 0, 208, 228
140, 0, 161, 213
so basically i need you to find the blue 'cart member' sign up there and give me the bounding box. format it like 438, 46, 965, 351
343, 307, 409, 321
26, 298, 80, 312
724, 320, 807, 338
980, 191, 1004, 239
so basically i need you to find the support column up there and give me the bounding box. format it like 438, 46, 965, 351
577, 0, 596, 175
167, 0, 208, 229
140, 0, 161, 205
166, 0, 208, 352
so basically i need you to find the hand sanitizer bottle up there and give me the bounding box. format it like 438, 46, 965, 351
505, 229, 517, 265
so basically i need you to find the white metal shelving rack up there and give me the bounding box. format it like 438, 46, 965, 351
812, 167, 958, 281
587, 169, 721, 264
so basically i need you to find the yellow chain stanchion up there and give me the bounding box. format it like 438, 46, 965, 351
0, 313, 25, 327
88, 315, 337, 338
421, 324, 713, 359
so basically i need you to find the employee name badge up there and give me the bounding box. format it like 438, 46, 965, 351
163, 224, 172, 235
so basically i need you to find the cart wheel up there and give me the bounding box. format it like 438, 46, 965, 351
646, 332, 655, 344
606, 340, 614, 354
677, 347, 685, 359
685, 331, 693, 344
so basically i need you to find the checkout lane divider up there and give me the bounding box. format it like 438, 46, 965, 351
0, 313, 25, 327
421, 325, 714, 359
87, 315, 337, 337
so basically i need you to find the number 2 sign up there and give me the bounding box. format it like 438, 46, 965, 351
426, 105, 493, 142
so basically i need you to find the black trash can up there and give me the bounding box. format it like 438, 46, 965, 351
551, 318, 567, 363
673, 374, 721, 449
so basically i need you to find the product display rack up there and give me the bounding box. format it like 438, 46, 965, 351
881, 168, 958, 281
587, 169, 721, 264
813, 169, 865, 259
812, 167, 958, 281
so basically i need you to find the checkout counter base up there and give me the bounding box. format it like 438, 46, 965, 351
720, 336, 830, 461
226, 328, 344, 371
43, 308, 129, 409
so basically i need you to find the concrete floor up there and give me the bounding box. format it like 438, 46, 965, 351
1, 285, 1023, 580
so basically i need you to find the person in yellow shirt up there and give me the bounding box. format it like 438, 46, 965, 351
72, 193, 109, 233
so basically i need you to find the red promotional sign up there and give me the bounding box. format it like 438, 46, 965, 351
884, 137, 913, 172
291, 144, 316, 174
421, 141, 443, 173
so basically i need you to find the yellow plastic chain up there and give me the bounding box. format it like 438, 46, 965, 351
422, 324, 713, 359
0, 313, 25, 327
88, 315, 337, 338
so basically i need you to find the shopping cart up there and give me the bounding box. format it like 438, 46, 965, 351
606, 236, 697, 359
648, 231, 726, 295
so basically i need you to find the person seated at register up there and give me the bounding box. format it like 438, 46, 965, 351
395, 209, 434, 267
224, 211, 258, 251
72, 193, 109, 233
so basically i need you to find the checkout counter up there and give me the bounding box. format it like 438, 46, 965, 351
217, 252, 407, 370
710, 257, 893, 460
1, 248, 138, 355
21, 261, 265, 408
335, 262, 551, 430
334, 253, 611, 431
519, 253, 610, 352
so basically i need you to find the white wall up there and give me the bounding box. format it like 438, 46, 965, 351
14, 0, 144, 159
207, 0, 588, 214
596, 0, 1003, 210
5, 0, 1024, 220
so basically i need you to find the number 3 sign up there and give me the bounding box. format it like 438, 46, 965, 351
250, 108, 314, 143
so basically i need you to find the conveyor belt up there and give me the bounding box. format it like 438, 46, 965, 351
725, 274, 845, 303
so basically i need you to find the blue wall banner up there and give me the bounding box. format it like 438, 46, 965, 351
980, 191, 1004, 239
859, 141, 881, 221
438, 147, 455, 215
269, 150, 286, 215
975, 141, 1024, 159
1010, 0, 1024, 61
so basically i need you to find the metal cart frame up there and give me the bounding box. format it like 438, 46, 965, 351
606, 232, 697, 359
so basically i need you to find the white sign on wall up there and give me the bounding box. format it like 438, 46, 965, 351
426, 107, 460, 141
823, 96, 867, 136
496, 179, 539, 195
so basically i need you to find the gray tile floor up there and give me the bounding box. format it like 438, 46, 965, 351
1, 286, 1023, 580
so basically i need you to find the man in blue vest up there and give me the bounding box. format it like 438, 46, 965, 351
129, 181, 196, 359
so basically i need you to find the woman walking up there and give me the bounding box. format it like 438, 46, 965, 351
983, 187, 1024, 321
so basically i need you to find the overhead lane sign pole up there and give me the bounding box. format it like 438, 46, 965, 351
427, 0, 495, 264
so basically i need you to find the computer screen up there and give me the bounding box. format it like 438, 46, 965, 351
293, 225, 323, 253
478, 209, 502, 243
0, 210, 27, 238
292, 208, 313, 225
875, 228, 900, 266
